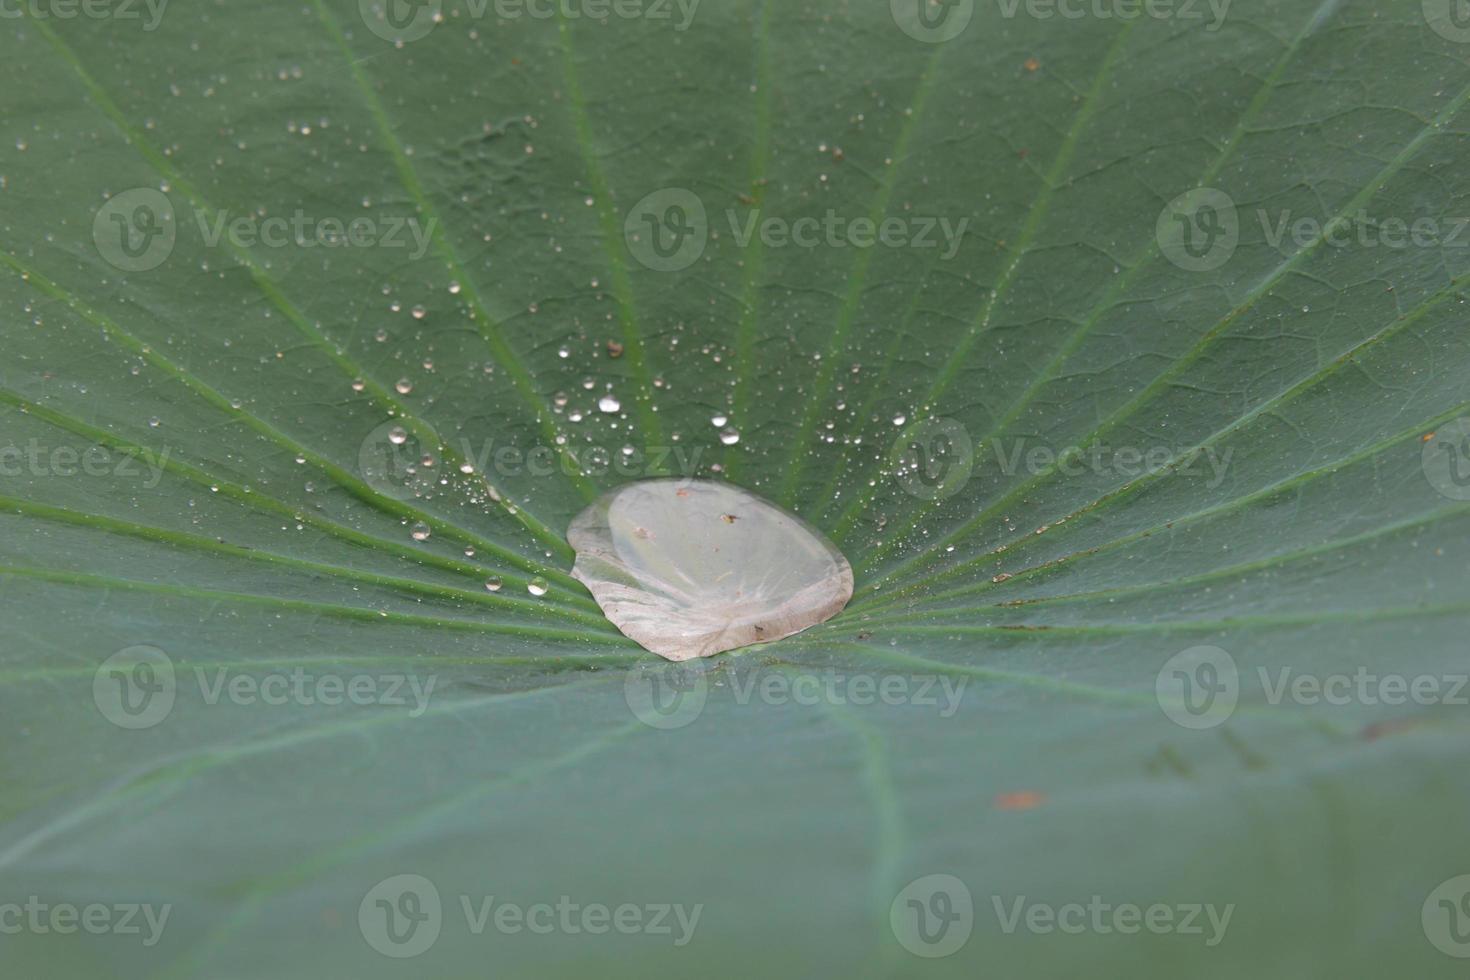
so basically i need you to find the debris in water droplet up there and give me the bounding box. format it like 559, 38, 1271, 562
606, 340, 624, 358
567, 479, 854, 660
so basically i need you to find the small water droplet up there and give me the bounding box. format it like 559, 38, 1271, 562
484, 577, 503, 592
719, 428, 740, 446
410, 522, 432, 541
527, 576, 549, 597
598, 394, 621, 414
388, 426, 408, 445
396, 378, 414, 395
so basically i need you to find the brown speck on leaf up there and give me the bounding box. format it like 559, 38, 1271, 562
606, 340, 624, 358
1423, 431, 1436, 442
991, 572, 1013, 584
1362, 717, 1423, 740
856, 631, 873, 641
996, 790, 1046, 811
1018, 148, 1030, 160
675, 488, 690, 498
633, 526, 652, 539
832, 146, 845, 162
721, 514, 739, 524
738, 193, 756, 205
1024, 57, 1040, 72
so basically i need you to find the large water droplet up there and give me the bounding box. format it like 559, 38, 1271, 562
568, 480, 853, 661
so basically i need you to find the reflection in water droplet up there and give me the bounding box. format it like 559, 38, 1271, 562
527, 577, 549, 597
410, 522, 431, 541
568, 479, 853, 660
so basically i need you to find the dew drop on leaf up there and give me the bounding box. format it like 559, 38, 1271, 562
527, 576, 549, 597
410, 522, 431, 542
567, 479, 853, 660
